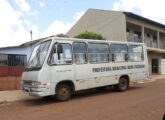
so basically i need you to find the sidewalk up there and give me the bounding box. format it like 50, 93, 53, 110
0, 90, 35, 104
0, 75, 165, 104
136, 75, 165, 83
149, 75, 165, 80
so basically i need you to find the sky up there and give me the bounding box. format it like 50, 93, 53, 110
0, 0, 165, 47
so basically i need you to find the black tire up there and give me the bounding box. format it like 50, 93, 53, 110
116, 78, 129, 92
55, 84, 71, 101
43, 96, 52, 100
96, 86, 106, 91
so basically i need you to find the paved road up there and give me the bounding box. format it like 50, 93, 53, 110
0, 79, 165, 120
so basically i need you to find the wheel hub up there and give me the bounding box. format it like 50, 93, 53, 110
59, 88, 69, 98
121, 81, 127, 89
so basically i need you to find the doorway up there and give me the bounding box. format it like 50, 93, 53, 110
152, 59, 159, 74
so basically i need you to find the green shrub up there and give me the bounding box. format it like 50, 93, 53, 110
74, 31, 106, 40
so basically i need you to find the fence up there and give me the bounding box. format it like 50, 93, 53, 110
0, 54, 26, 90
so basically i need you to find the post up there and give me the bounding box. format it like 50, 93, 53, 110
30, 30, 33, 41
157, 31, 160, 48
30, 30, 33, 53
141, 26, 144, 43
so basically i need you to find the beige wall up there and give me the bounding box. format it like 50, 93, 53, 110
147, 52, 162, 75
126, 16, 165, 50
67, 9, 126, 41
126, 16, 165, 33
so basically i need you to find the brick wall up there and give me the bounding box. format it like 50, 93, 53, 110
0, 66, 24, 76
0, 66, 24, 90
0, 76, 21, 90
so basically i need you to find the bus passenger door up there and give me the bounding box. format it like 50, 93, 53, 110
73, 42, 91, 90
74, 63, 91, 90
48, 43, 75, 88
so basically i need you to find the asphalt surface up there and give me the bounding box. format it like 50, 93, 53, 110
0, 79, 165, 120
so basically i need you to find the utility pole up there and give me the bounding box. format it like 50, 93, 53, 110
30, 30, 33, 41
30, 30, 33, 53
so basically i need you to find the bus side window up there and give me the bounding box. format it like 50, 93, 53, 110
110, 44, 128, 62
128, 45, 143, 62
88, 43, 109, 63
50, 43, 72, 65
57, 44, 72, 64
73, 42, 87, 64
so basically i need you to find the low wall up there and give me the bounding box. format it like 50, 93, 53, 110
0, 76, 21, 91
0, 66, 24, 76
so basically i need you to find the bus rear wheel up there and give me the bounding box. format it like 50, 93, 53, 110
116, 78, 129, 92
55, 84, 71, 101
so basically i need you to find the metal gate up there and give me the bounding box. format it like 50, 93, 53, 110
161, 59, 165, 74
0, 54, 26, 90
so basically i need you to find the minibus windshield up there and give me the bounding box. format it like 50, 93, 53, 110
25, 40, 51, 70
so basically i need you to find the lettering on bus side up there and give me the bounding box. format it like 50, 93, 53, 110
112, 66, 126, 71
134, 65, 145, 68
93, 67, 111, 73
93, 64, 145, 73
127, 65, 134, 69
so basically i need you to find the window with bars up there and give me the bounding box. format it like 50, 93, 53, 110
0, 54, 8, 66
0, 54, 27, 66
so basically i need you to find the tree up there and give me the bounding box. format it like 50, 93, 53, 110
74, 31, 106, 40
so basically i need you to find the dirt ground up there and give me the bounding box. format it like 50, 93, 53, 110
0, 79, 165, 120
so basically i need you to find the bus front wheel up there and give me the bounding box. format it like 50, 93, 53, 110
116, 78, 129, 92
55, 84, 71, 101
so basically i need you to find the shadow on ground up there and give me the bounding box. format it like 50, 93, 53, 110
21, 86, 144, 106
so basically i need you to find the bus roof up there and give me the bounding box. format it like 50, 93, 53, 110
39, 36, 145, 46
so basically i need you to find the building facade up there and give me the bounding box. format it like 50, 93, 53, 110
0, 41, 38, 90
67, 9, 165, 75
0, 34, 69, 61
0, 34, 68, 90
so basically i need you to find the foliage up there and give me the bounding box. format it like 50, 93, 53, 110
74, 31, 106, 40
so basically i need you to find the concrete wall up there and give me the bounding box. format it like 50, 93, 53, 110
67, 9, 127, 41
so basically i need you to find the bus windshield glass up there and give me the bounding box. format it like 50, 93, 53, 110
26, 40, 51, 70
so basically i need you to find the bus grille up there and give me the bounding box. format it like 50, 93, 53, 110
23, 80, 32, 86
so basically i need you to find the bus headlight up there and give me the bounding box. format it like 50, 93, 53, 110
32, 81, 42, 86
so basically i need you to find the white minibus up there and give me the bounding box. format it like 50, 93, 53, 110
22, 37, 149, 101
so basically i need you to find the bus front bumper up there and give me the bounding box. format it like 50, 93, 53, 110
23, 86, 52, 97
